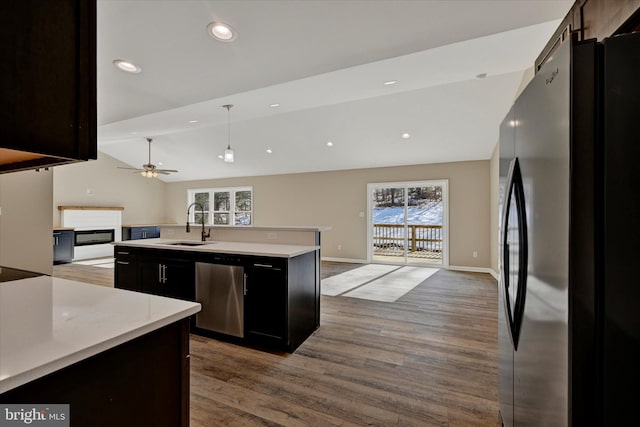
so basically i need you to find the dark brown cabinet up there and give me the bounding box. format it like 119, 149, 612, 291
116, 248, 195, 301
114, 248, 139, 292
243, 252, 319, 351
53, 230, 74, 264
139, 254, 195, 302
0, 320, 191, 427
0, 0, 97, 173
244, 260, 288, 346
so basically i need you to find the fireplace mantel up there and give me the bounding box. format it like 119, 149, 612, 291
58, 206, 124, 211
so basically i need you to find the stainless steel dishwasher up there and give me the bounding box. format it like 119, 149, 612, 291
195, 261, 245, 338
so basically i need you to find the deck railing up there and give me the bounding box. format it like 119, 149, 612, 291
372, 224, 443, 258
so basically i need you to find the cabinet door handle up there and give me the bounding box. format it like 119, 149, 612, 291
162, 264, 167, 283
117, 261, 129, 265
243, 273, 248, 296
253, 263, 273, 268
117, 251, 129, 255
158, 264, 163, 283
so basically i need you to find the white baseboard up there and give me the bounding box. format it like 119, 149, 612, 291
447, 265, 497, 278
321, 257, 368, 264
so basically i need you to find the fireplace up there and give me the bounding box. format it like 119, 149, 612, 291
59, 206, 123, 260
74, 229, 115, 247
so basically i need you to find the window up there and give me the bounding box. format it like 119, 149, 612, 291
187, 187, 253, 226
367, 180, 448, 267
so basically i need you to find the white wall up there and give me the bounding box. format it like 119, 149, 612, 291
165, 160, 491, 268
0, 169, 53, 274
53, 152, 167, 226
0, 153, 493, 272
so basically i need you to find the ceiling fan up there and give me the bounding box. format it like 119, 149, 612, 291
118, 137, 178, 178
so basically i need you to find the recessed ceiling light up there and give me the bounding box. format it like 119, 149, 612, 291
476, 73, 488, 79
113, 59, 142, 74
131, 132, 137, 135
266, 149, 273, 154
327, 141, 334, 147
384, 80, 397, 86
218, 154, 224, 160
207, 22, 236, 42
158, 162, 164, 166
401, 133, 411, 139
188, 120, 198, 124
269, 103, 280, 108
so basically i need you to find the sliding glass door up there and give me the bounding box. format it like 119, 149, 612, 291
368, 180, 448, 266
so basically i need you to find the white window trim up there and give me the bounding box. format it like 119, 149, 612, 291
187, 186, 253, 227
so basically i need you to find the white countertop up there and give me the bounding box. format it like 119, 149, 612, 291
0, 276, 201, 394
114, 238, 320, 258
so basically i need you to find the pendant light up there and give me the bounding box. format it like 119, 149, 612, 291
223, 104, 234, 163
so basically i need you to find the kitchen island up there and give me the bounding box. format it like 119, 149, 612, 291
0, 270, 200, 427
114, 238, 321, 352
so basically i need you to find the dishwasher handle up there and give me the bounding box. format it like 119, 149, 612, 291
253, 263, 273, 268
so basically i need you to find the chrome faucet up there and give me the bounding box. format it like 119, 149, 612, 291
186, 202, 211, 242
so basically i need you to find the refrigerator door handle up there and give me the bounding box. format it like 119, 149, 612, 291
501, 157, 528, 350
512, 159, 529, 346
503, 242, 510, 289
512, 158, 529, 350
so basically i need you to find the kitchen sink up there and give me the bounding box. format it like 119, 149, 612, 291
162, 241, 215, 247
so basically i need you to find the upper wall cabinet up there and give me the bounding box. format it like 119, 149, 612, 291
0, 0, 97, 174
535, 0, 640, 71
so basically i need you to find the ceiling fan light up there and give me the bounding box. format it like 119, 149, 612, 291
121, 137, 177, 179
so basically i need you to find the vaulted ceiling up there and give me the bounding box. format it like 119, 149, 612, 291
97, 0, 573, 182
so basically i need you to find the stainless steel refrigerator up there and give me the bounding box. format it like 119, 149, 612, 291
498, 32, 640, 426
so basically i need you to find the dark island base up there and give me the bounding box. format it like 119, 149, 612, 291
0, 320, 190, 427
115, 245, 321, 353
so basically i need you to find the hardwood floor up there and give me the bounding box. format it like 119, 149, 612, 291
52, 262, 499, 426
191, 268, 498, 426
321, 261, 363, 279
53, 261, 114, 287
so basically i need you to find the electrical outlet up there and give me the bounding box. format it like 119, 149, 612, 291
473, 250, 478, 258
267, 232, 277, 240
86, 188, 94, 196
338, 244, 342, 250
